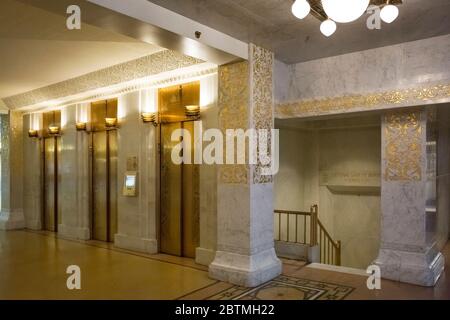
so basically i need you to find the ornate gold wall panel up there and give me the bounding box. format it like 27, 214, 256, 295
217, 45, 275, 185
277, 83, 450, 118
384, 111, 423, 181
218, 61, 250, 185
250, 44, 274, 184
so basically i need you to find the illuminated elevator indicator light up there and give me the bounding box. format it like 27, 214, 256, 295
123, 171, 138, 197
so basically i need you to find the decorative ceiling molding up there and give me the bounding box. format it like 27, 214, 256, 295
0, 99, 8, 112
3, 49, 204, 110
21, 64, 217, 114
276, 82, 450, 119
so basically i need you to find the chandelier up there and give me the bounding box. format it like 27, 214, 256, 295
292, 0, 401, 37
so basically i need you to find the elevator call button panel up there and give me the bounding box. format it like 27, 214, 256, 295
123, 171, 138, 197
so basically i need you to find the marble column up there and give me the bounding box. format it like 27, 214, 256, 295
374, 110, 444, 286
209, 44, 282, 287
196, 73, 219, 266
22, 113, 42, 230
0, 111, 25, 230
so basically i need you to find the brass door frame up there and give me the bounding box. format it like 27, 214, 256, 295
42, 136, 59, 232
157, 81, 200, 257
90, 128, 117, 242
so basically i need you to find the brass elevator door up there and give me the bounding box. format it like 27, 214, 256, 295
182, 121, 200, 258
160, 121, 199, 258
160, 122, 182, 256
44, 137, 59, 232
92, 130, 118, 242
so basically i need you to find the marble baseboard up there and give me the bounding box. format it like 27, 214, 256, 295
25, 219, 42, 230
195, 247, 216, 266
114, 233, 158, 254
0, 210, 25, 230
209, 248, 282, 287
275, 241, 307, 260
375, 247, 445, 286
58, 224, 90, 240
274, 242, 320, 263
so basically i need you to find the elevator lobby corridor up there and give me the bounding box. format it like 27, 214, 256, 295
0, 230, 214, 300
1, 230, 449, 300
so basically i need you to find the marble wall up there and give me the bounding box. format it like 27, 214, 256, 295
19, 75, 219, 261
274, 128, 307, 211
22, 113, 42, 230
0, 111, 24, 230
437, 106, 450, 250
272, 33, 450, 281
58, 105, 91, 239
275, 118, 381, 269
375, 110, 444, 286
276, 34, 450, 103
196, 74, 219, 266
114, 90, 158, 253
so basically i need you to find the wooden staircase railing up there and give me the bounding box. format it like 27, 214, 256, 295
274, 205, 341, 266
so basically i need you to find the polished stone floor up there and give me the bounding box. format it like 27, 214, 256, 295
0, 230, 212, 299
0, 230, 449, 300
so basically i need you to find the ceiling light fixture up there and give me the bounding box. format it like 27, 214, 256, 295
141, 112, 158, 125
320, 19, 337, 37
292, 0, 311, 20
291, 0, 401, 37
380, 1, 399, 23
322, 0, 370, 23
76, 122, 87, 131
185, 105, 201, 119
28, 129, 38, 138
48, 110, 61, 136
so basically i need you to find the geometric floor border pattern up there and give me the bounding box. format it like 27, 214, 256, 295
205, 275, 355, 300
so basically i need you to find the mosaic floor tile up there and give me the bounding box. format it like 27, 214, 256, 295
206, 275, 354, 300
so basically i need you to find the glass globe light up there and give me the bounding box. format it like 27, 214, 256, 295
380, 4, 399, 23
322, 0, 370, 23
320, 19, 337, 37
292, 0, 311, 20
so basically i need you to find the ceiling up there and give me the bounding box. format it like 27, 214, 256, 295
0, 0, 163, 99
148, 0, 450, 64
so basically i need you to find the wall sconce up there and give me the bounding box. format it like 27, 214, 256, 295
185, 105, 200, 119
141, 112, 157, 125
76, 122, 87, 131
48, 125, 61, 135
105, 117, 118, 128
28, 129, 38, 138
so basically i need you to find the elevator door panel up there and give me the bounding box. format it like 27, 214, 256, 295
160, 122, 183, 256
93, 131, 108, 241
108, 130, 118, 242
44, 137, 57, 231
92, 131, 118, 242
160, 122, 199, 258
182, 121, 199, 258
